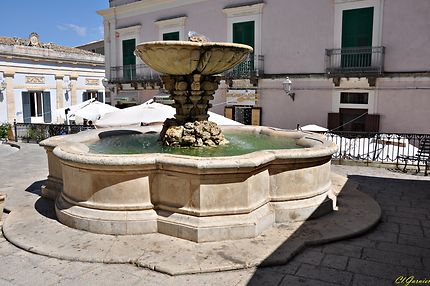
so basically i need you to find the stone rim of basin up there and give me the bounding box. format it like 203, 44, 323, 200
47, 126, 339, 167
135, 40, 253, 75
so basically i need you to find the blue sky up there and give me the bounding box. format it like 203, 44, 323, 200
0, 1, 109, 47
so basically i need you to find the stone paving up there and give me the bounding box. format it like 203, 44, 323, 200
0, 143, 429, 285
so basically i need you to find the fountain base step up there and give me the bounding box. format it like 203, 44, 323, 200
2, 174, 381, 275
55, 195, 158, 235
157, 204, 274, 242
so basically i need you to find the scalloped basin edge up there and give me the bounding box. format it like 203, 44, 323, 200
40, 125, 338, 242
135, 41, 253, 75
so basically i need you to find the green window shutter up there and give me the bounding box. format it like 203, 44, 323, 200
233, 21, 255, 48
341, 7, 374, 68
122, 39, 136, 66
97, 92, 104, 103
43, 92, 51, 123
22, 92, 31, 123
342, 7, 374, 48
233, 21, 255, 71
163, 31, 180, 41
122, 39, 136, 81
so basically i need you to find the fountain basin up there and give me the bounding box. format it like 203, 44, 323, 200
135, 41, 253, 75
40, 125, 337, 242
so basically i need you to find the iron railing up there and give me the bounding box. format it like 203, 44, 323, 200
109, 64, 161, 84
14, 122, 95, 143
223, 54, 264, 80
326, 131, 430, 170
325, 46, 385, 77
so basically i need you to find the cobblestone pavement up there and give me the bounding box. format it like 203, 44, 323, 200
0, 143, 429, 286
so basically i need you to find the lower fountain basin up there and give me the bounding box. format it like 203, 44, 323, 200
40, 125, 337, 242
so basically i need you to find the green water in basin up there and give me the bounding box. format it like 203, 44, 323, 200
87, 131, 303, 157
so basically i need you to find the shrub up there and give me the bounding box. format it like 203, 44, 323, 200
0, 123, 11, 140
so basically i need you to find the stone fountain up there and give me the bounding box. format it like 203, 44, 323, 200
39, 39, 339, 243
135, 40, 252, 147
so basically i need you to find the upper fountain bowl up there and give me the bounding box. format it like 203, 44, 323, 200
135, 41, 253, 75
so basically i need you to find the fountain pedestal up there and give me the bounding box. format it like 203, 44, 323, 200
135, 40, 253, 147
161, 74, 220, 123
159, 73, 227, 147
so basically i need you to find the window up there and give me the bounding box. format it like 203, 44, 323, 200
334, 0, 383, 50
341, 7, 374, 68
233, 21, 255, 70
224, 2, 264, 58
224, 106, 261, 126
155, 16, 187, 41
340, 92, 369, 104
163, 31, 180, 41
342, 7, 374, 48
83, 91, 103, 103
22, 91, 51, 123
233, 21, 255, 49
122, 38, 136, 81
30, 92, 43, 117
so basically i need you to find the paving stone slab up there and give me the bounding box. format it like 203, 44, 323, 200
2, 174, 381, 275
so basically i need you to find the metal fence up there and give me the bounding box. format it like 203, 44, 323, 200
14, 122, 95, 143
326, 131, 430, 171
109, 64, 161, 84
223, 54, 264, 79
325, 46, 385, 77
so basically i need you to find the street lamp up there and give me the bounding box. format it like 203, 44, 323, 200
282, 77, 295, 101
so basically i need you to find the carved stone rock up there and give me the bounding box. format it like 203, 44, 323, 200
161, 120, 229, 147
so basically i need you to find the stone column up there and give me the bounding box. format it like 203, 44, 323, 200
161, 74, 221, 124
70, 76, 78, 105
4, 72, 15, 123
55, 75, 64, 109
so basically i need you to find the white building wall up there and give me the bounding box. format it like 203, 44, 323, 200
0, 57, 105, 123
0, 72, 6, 123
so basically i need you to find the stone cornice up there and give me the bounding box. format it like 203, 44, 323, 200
115, 25, 142, 35
154, 16, 187, 29
223, 2, 265, 17
0, 44, 104, 66
97, 0, 207, 19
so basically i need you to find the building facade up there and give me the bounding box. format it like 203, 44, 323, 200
0, 33, 106, 124
75, 40, 105, 55
98, 0, 430, 133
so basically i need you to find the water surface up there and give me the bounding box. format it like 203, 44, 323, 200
88, 131, 302, 157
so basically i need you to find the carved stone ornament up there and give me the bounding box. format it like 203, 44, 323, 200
85, 79, 99, 86
29, 32, 40, 47
26, 76, 45, 84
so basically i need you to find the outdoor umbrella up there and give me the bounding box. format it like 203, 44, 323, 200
95, 100, 242, 128
73, 101, 119, 124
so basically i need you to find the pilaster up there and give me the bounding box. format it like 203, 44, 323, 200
55, 75, 64, 109
4, 72, 15, 123
70, 76, 78, 105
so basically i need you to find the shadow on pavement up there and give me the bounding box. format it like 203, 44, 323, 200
24, 179, 46, 196
245, 174, 430, 285
34, 197, 57, 221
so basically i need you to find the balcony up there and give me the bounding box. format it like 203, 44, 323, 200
325, 46, 385, 78
109, 64, 161, 85
223, 54, 264, 80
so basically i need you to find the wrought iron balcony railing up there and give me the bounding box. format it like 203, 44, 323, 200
110, 55, 264, 85
223, 54, 264, 80
109, 64, 161, 84
325, 46, 385, 77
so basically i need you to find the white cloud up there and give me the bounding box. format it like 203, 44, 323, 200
98, 26, 104, 37
57, 24, 87, 37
